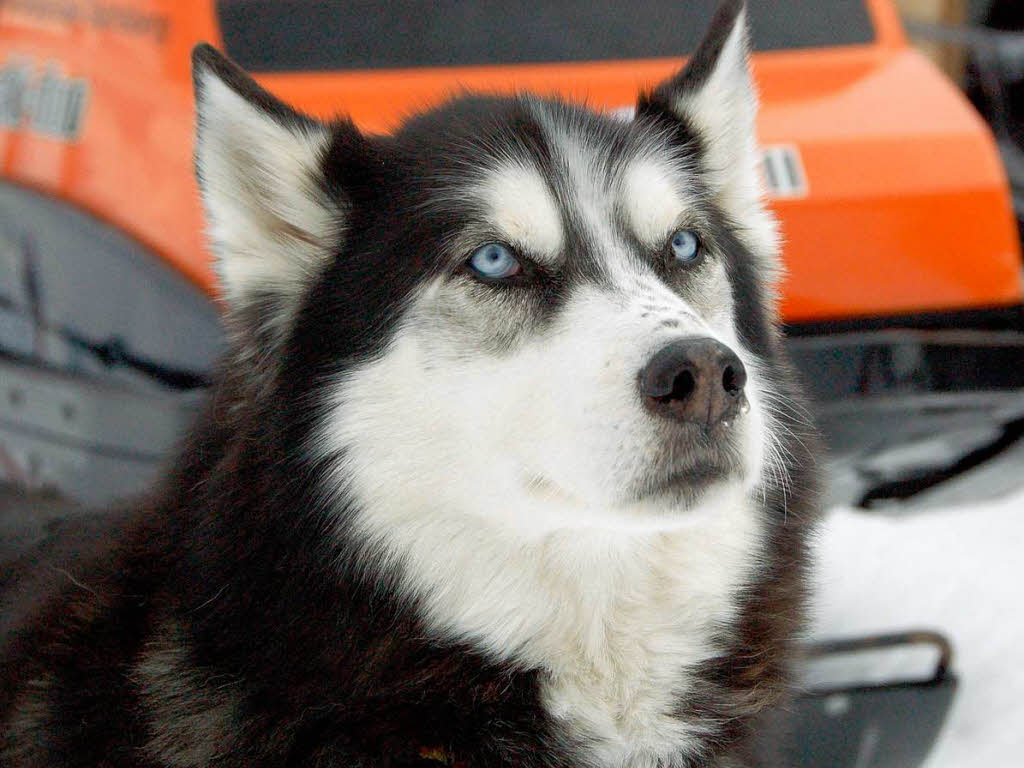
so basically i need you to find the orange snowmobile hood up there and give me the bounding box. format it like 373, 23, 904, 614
1, 0, 1020, 323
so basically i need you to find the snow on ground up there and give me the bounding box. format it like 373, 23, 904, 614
811, 484, 1024, 767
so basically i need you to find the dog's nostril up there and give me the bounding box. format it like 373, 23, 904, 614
722, 366, 740, 397
721, 358, 747, 397
658, 370, 695, 403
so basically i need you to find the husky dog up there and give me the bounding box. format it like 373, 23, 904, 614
1, 2, 819, 765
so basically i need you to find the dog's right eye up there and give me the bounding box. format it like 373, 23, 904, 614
467, 243, 522, 281
669, 229, 702, 266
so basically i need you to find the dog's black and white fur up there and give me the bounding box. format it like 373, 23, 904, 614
0, 2, 820, 765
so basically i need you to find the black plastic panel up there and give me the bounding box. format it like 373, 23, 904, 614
217, 0, 876, 72
786, 632, 958, 768
787, 680, 957, 768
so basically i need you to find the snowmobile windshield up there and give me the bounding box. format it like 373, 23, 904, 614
216, 0, 876, 73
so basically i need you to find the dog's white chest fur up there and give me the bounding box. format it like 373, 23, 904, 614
533, 498, 762, 767
338, 453, 763, 767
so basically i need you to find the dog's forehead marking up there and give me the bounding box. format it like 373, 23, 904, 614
621, 157, 687, 248
532, 107, 692, 288
541, 121, 627, 281
479, 161, 564, 261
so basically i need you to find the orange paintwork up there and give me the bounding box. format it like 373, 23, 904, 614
1, 0, 1020, 323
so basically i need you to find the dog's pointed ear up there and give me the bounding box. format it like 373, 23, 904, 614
638, 1, 777, 259
192, 44, 348, 322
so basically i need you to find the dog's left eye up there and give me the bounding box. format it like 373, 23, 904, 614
670, 230, 702, 265
467, 243, 522, 280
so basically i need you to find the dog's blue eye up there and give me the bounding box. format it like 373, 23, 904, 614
468, 243, 521, 279
670, 230, 701, 264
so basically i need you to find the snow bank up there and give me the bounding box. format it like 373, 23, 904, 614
811, 488, 1024, 767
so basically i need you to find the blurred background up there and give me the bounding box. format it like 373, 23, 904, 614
1, 1, 1022, 766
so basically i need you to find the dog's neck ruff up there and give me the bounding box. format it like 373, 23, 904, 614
338, 467, 764, 766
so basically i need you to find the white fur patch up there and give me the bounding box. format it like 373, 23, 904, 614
479, 162, 563, 261
621, 158, 687, 247
194, 70, 336, 310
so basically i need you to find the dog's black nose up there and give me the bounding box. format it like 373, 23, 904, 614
639, 338, 747, 426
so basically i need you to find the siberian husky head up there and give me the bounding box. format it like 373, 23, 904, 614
193, 0, 790, 539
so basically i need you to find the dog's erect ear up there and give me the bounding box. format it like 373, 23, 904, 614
192, 44, 346, 323
639, 1, 778, 260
